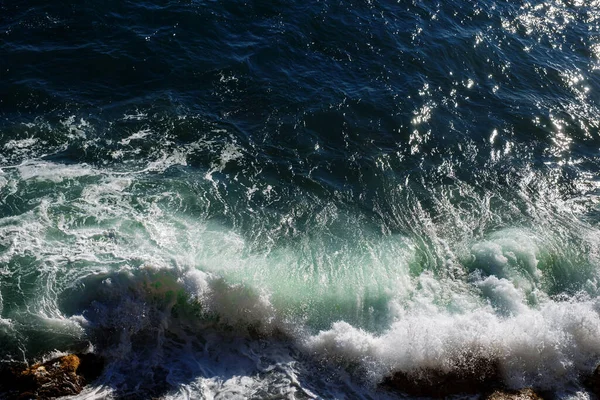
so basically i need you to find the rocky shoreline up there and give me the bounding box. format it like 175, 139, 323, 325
1, 352, 599, 399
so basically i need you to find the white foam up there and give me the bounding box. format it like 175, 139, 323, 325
469, 230, 543, 292
476, 275, 529, 315
205, 141, 243, 181
61, 116, 91, 139
307, 290, 600, 390
144, 149, 188, 172
185, 269, 277, 328
4, 137, 39, 150
17, 161, 96, 182
119, 129, 152, 145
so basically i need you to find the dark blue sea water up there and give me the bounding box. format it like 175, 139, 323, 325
2, 0, 600, 398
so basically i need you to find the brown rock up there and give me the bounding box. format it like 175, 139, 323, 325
0, 353, 104, 399
485, 388, 543, 400
19, 355, 84, 398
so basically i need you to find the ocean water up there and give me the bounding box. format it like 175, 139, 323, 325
2, 0, 600, 398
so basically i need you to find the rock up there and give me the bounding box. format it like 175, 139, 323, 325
0, 353, 104, 399
380, 357, 501, 398
584, 364, 600, 397
485, 388, 543, 400
17, 355, 84, 399
75, 353, 105, 384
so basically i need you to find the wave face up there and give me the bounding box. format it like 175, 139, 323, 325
3, 0, 600, 398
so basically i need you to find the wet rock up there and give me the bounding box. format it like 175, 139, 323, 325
485, 388, 543, 400
584, 364, 600, 398
75, 353, 105, 384
0, 361, 26, 394
0, 353, 104, 399
380, 357, 501, 398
